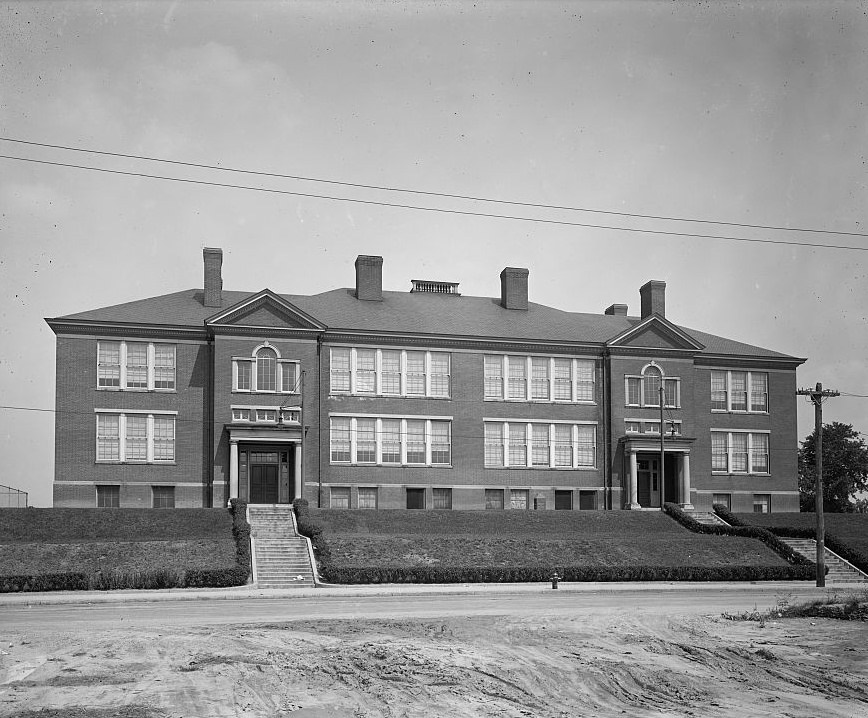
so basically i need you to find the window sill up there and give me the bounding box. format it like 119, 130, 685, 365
711, 471, 771, 477
329, 393, 452, 400
95, 461, 177, 466
484, 465, 597, 471
330, 463, 452, 468
97, 387, 177, 393
233, 390, 300, 395
710, 410, 769, 415
484, 398, 597, 405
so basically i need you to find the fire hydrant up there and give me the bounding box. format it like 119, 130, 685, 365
551, 571, 559, 590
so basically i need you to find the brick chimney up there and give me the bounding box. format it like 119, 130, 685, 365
605, 304, 628, 316
203, 247, 223, 308
355, 255, 383, 301
639, 280, 666, 319
500, 267, 529, 310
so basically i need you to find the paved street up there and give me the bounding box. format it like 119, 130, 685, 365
0, 583, 840, 631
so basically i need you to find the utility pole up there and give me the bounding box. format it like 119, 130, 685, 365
659, 384, 665, 506
796, 382, 840, 587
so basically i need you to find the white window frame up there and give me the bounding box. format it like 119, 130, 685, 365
483, 419, 597, 469
624, 362, 680, 409
328, 414, 453, 467
483, 355, 596, 404
626, 418, 682, 436
329, 347, 451, 399
710, 370, 770, 414
94, 410, 177, 464
232, 343, 299, 395
710, 429, 771, 475
231, 405, 300, 424
96, 341, 176, 392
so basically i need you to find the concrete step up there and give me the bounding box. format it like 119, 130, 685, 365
779, 537, 868, 583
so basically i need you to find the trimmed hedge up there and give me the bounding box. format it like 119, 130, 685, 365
1, 501, 251, 593
317, 563, 814, 584
663, 503, 811, 571
713, 505, 868, 576
293, 498, 331, 563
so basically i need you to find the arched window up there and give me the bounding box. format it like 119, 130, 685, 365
625, 362, 680, 409
642, 364, 662, 407
256, 347, 277, 392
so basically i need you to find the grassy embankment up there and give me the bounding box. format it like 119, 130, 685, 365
727, 511, 868, 575
299, 507, 812, 583
0, 506, 248, 591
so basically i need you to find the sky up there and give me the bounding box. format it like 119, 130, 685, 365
1, 0, 866, 507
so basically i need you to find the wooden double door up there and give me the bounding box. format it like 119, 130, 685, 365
636, 454, 678, 508
242, 446, 293, 504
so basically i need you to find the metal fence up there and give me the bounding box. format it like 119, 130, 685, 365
0, 484, 28, 508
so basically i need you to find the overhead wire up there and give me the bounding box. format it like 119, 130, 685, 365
1, 136, 865, 239
1, 153, 866, 253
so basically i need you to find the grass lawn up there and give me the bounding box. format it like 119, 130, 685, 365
734, 512, 868, 557
0, 508, 238, 579
310, 509, 790, 570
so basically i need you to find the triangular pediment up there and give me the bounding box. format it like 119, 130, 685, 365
607, 316, 704, 351
205, 290, 326, 330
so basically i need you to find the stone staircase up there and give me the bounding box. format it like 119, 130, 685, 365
686, 511, 730, 527
778, 537, 868, 584
246, 504, 317, 588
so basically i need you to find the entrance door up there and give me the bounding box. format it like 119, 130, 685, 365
636, 457, 660, 507
250, 465, 279, 504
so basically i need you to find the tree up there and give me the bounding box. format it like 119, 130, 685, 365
798, 422, 868, 512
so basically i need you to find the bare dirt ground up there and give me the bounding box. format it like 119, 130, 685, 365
1, 604, 866, 718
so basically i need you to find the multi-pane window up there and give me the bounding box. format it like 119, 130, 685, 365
627, 419, 682, 435
484, 421, 596, 469
484, 356, 504, 399
355, 419, 376, 463
485, 355, 596, 403
625, 365, 679, 408
231, 406, 299, 424
96, 412, 176, 463
125, 416, 148, 461
234, 346, 298, 394
531, 358, 550, 400
381, 419, 402, 463
430, 422, 451, 464
532, 425, 550, 466
97, 341, 176, 391
125, 343, 149, 389
710, 371, 769, 413
753, 494, 771, 513
712, 493, 732, 511
330, 348, 450, 398
433, 488, 453, 509
96, 485, 120, 508
485, 489, 504, 510
152, 486, 175, 509
711, 431, 770, 474
358, 487, 378, 509
406, 420, 427, 463
330, 418, 352, 462
329, 416, 453, 466
381, 351, 401, 395
330, 487, 351, 509
484, 423, 504, 467
510, 489, 529, 510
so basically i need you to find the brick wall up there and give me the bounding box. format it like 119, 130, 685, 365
53, 335, 209, 507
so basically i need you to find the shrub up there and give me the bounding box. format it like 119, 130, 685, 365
318, 563, 814, 584
294, 499, 331, 563
0, 572, 89, 593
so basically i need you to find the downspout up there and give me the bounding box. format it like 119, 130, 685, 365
299, 369, 305, 505
206, 329, 215, 508
317, 334, 324, 508
603, 348, 612, 510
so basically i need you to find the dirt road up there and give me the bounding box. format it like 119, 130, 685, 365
1, 588, 866, 717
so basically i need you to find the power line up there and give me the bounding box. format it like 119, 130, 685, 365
2, 136, 864, 239
840, 391, 868, 398
2, 153, 866, 253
